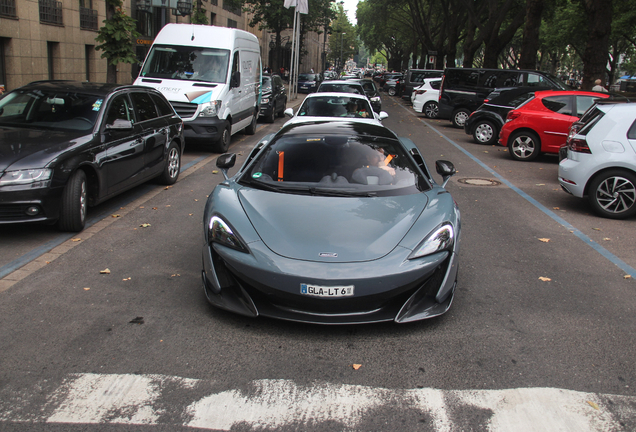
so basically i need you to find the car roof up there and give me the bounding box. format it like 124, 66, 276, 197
305, 92, 369, 100
278, 119, 398, 140
532, 90, 610, 98
19, 80, 134, 96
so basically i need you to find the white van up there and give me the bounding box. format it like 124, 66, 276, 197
134, 24, 262, 152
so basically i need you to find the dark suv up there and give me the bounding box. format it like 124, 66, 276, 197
401, 69, 443, 100
259, 73, 287, 123
439, 68, 569, 127
464, 87, 551, 145
0, 81, 184, 231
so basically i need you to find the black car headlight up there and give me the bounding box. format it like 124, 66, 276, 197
0, 169, 52, 189
208, 215, 248, 252
408, 223, 454, 259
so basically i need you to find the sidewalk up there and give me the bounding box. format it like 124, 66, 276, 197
285, 93, 307, 111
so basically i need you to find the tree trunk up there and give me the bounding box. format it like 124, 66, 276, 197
105, 2, 117, 83
580, 0, 612, 90
518, 0, 544, 70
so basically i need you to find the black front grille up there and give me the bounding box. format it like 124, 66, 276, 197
170, 101, 198, 119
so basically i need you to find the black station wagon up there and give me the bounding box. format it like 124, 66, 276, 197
0, 81, 184, 232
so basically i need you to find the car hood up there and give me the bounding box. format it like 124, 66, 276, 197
0, 126, 91, 172
238, 188, 428, 263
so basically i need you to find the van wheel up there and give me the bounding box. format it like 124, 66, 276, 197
212, 123, 231, 153
244, 112, 257, 135
451, 108, 471, 128
58, 170, 87, 232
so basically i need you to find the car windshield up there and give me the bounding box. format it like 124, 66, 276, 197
240, 134, 430, 196
298, 96, 373, 118
0, 89, 102, 131
299, 74, 318, 81
317, 83, 364, 94
262, 77, 272, 91
140, 45, 230, 84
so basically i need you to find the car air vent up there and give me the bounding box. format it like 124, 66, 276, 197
169, 101, 198, 119
193, 83, 217, 88
142, 78, 162, 83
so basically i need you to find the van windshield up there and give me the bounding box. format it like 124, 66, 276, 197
140, 45, 230, 84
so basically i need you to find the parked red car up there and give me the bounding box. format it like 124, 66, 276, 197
498, 90, 610, 161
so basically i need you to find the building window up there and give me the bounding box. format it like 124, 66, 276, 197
227, 18, 237, 28
80, 0, 98, 31
0, 0, 17, 18
135, 10, 153, 38
85, 45, 94, 82
223, 0, 241, 16
210, 12, 215, 25
39, 0, 63, 25
47, 41, 59, 79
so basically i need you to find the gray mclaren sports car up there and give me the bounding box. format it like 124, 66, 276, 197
202, 120, 460, 324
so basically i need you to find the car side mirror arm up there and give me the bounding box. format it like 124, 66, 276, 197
435, 160, 456, 187
216, 153, 237, 180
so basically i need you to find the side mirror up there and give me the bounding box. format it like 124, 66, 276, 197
230, 71, 241, 88
105, 119, 133, 130
435, 160, 456, 187
378, 111, 389, 121
284, 108, 294, 117
217, 153, 236, 180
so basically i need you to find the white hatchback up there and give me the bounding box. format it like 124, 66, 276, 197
411, 78, 442, 118
558, 102, 636, 219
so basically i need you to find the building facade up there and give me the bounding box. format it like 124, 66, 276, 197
0, 0, 325, 93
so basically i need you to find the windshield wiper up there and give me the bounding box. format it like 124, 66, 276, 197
309, 187, 376, 197
246, 179, 312, 194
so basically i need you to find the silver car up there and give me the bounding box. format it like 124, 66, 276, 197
201, 120, 460, 324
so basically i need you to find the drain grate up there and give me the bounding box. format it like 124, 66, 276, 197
457, 178, 501, 186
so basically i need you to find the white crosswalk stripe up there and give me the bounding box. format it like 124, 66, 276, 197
1, 373, 634, 430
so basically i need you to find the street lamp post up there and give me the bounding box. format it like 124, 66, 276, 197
340, 32, 346, 73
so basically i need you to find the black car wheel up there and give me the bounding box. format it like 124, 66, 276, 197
244, 112, 257, 135
423, 101, 439, 119
158, 142, 181, 185
212, 123, 231, 153
266, 104, 276, 123
451, 108, 471, 128
277, 98, 287, 117
473, 120, 497, 145
387, 87, 397, 96
509, 131, 541, 161
58, 170, 87, 232
588, 170, 636, 219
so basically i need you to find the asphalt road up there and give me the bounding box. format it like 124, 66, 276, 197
1, 93, 635, 431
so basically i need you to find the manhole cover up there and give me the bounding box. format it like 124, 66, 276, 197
457, 178, 501, 186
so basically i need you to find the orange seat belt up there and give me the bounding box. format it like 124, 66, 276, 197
277, 151, 284, 181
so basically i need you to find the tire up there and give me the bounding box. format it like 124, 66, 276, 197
158, 142, 181, 185
266, 104, 276, 123
451, 108, 471, 128
587, 170, 636, 219
508, 130, 541, 161
212, 123, 231, 153
423, 101, 439, 119
472, 120, 497, 145
244, 111, 257, 135
58, 170, 87, 232
387, 87, 396, 96
277, 98, 287, 117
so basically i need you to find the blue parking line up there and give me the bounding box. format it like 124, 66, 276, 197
401, 105, 636, 278
0, 155, 210, 280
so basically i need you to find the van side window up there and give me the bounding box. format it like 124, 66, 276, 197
542, 96, 573, 116
526, 73, 549, 87
231, 51, 239, 76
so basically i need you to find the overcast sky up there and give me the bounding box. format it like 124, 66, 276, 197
340, 0, 359, 25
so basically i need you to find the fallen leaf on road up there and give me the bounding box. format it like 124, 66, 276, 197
152, 207, 158, 210
538, 238, 550, 242
166, 205, 171, 207
111, 214, 121, 218
352, 364, 362, 370
139, 206, 144, 209
603, 238, 611, 241
189, 213, 193, 216
71, 238, 81, 242
212, 170, 219, 174
553, 207, 560, 210
171, 274, 181, 277
625, 275, 633, 279
587, 401, 599, 410
538, 277, 551, 282
593, 228, 601, 231
536, 184, 545, 186
140, 223, 151, 228
164, 186, 172, 190
483, 151, 488, 153
122, 277, 131, 281
83, 287, 90, 291
194, 199, 198, 202
100, 268, 111, 274
129, 317, 144, 325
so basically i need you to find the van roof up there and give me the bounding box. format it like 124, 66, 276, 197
153, 24, 259, 50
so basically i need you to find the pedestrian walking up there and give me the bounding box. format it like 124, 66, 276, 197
592, 79, 608, 92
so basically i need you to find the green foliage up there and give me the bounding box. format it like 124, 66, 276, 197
95, 6, 141, 66
191, 4, 209, 25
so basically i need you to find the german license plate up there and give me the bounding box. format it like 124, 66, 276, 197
300, 283, 354, 298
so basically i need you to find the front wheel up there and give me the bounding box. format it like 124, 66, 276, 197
244, 112, 257, 135
387, 87, 397, 96
265, 104, 276, 123
212, 123, 231, 153
158, 142, 181, 185
423, 101, 439, 119
58, 170, 87, 232
588, 170, 636, 219
451, 108, 471, 128
473, 120, 497, 145
509, 131, 541, 161
277, 98, 287, 117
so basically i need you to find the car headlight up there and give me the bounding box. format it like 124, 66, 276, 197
208, 215, 248, 252
261, 97, 270, 104
0, 169, 52, 187
409, 223, 454, 259
199, 100, 222, 117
